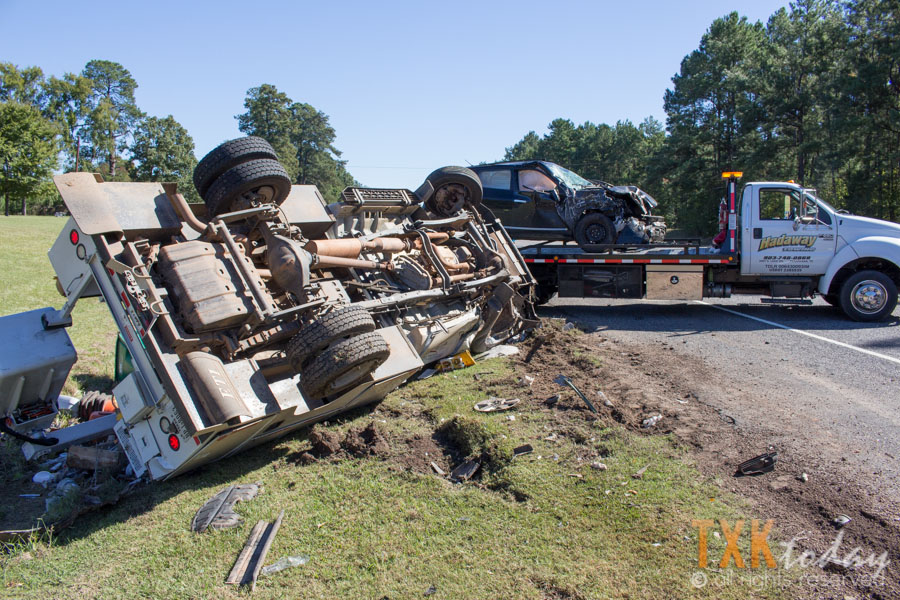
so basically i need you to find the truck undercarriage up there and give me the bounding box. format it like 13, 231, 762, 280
0, 139, 538, 480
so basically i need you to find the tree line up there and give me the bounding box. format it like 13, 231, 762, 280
0, 61, 353, 215
503, 0, 899, 234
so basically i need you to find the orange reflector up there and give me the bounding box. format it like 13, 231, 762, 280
721, 172, 743, 178
168, 434, 180, 451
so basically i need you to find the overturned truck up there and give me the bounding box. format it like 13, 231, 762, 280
1, 137, 537, 480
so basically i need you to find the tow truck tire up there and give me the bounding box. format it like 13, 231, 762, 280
822, 294, 840, 308
287, 306, 376, 370
193, 136, 279, 197
424, 166, 483, 217
301, 331, 390, 399
574, 213, 616, 246
838, 270, 898, 322
203, 158, 292, 217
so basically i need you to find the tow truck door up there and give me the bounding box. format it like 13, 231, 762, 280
744, 184, 836, 276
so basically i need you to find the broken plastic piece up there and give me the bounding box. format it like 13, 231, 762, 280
641, 415, 662, 428
450, 459, 480, 481
734, 451, 777, 476
473, 397, 520, 412
513, 444, 533, 457
192, 483, 260, 533
261, 555, 309, 576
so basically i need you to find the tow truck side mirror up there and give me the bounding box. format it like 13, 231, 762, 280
793, 215, 815, 230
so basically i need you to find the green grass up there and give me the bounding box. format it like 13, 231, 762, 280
0, 217, 785, 599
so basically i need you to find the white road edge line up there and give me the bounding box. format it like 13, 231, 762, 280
694, 301, 900, 366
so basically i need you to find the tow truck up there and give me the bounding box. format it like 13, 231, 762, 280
520, 173, 900, 321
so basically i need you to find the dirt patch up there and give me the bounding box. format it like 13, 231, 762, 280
301, 421, 456, 477
517, 321, 898, 600
342, 423, 390, 457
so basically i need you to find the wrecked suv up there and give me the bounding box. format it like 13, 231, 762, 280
470, 160, 666, 246
6, 137, 537, 480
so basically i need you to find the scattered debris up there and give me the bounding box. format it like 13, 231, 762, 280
192, 484, 260, 533
563, 322, 576, 331
506, 415, 516, 422
424, 584, 437, 596
416, 368, 438, 380
474, 344, 519, 360
735, 451, 778, 476
67, 445, 124, 472
798, 472, 809, 483
641, 415, 662, 428
544, 395, 560, 407
436, 350, 476, 373
568, 473, 583, 479
430, 462, 446, 476
513, 444, 533, 457
32, 471, 55, 487
521, 375, 535, 386
449, 460, 480, 482
626, 489, 638, 495
554, 375, 598, 413
590, 461, 608, 471
632, 465, 650, 479
543, 433, 558, 442
833, 514, 852, 528
260, 554, 309, 576
597, 389, 614, 408
473, 397, 520, 412
226, 509, 285, 591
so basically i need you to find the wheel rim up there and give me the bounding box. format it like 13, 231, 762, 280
850, 280, 887, 314
586, 224, 608, 243
326, 358, 384, 394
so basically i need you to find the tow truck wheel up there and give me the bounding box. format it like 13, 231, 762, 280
203, 158, 292, 217
839, 270, 898, 322
301, 331, 390, 399
287, 306, 376, 370
424, 166, 483, 217
574, 213, 616, 246
193, 136, 279, 197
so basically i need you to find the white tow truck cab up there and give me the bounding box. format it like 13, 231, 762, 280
521, 173, 900, 321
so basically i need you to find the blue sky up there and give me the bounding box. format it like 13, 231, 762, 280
1, 0, 789, 188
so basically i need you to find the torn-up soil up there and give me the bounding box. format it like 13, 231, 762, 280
513, 322, 899, 600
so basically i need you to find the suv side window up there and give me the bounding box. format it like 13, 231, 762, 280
517, 169, 557, 193
759, 189, 801, 220
478, 169, 512, 191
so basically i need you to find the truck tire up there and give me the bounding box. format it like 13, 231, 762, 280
287, 306, 376, 370
838, 270, 898, 322
822, 294, 840, 308
193, 137, 279, 198
301, 331, 390, 399
203, 158, 292, 217
424, 166, 482, 217
574, 213, 616, 246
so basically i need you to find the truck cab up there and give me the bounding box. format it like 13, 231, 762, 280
736, 181, 900, 319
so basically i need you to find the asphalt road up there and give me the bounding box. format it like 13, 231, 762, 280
539, 294, 900, 504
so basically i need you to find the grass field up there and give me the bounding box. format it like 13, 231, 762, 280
0, 217, 783, 599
